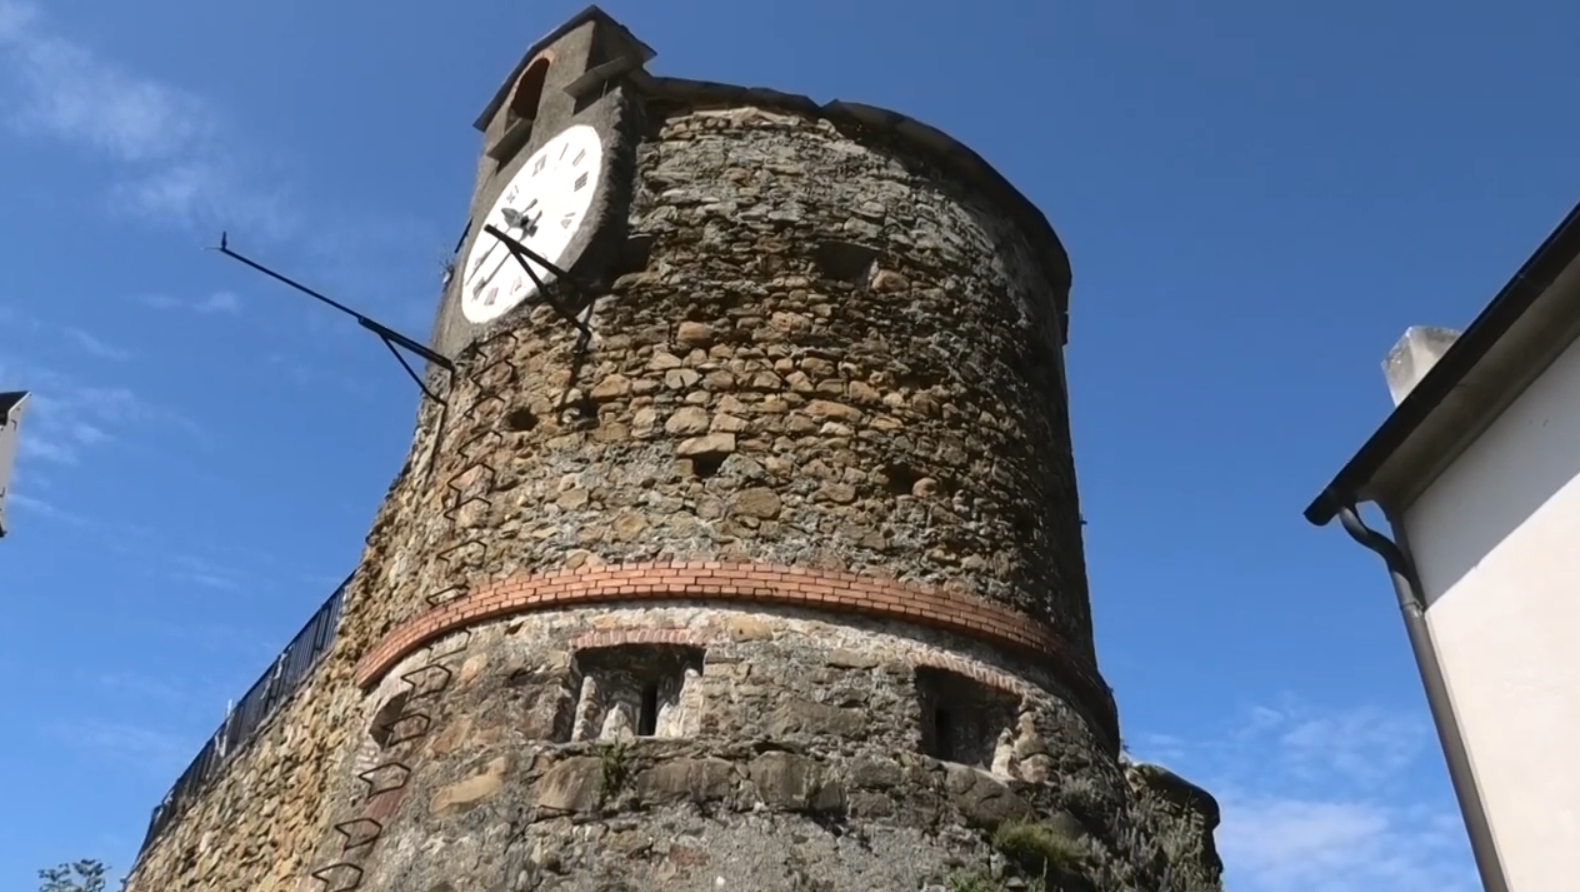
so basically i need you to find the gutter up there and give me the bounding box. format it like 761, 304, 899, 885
1333, 504, 1510, 892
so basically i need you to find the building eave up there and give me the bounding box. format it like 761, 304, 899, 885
1305, 196, 1580, 526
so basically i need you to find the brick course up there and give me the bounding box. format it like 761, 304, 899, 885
354, 560, 1116, 735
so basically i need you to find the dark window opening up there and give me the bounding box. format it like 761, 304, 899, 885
572, 644, 705, 741
507, 58, 551, 125
915, 667, 1018, 771
813, 240, 878, 283
933, 708, 955, 761
637, 683, 660, 737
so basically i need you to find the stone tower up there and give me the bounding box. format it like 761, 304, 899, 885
123, 7, 1221, 892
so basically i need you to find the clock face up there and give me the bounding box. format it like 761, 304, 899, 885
460, 123, 604, 325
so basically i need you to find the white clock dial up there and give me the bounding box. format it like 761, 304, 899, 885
460, 123, 604, 325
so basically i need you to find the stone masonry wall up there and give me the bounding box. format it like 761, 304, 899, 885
321, 603, 1193, 892
122, 632, 363, 892
351, 102, 1094, 663
122, 99, 1220, 892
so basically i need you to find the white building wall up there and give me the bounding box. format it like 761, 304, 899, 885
1402, 332, 1580, 892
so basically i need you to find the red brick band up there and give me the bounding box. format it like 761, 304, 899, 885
354, 561, 1116, 743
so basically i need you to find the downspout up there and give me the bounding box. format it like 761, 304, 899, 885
1334, 503, 1510, 892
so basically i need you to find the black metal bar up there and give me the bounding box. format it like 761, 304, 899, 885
356, 762, 414, 796
210, 233, 455, 399
308, 862, 363, 892
378, 333, 443, 404
332, 817, 385, 853
481, 224, 592, 342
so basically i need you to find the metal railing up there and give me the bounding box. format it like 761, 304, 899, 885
136, 573, 353, 856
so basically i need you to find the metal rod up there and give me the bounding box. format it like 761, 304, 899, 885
481, 224, 593, 342
210, 232, 455, 376
380, 335, 443, 404
481, 223, 570, 280
1335, 503, 1510, 892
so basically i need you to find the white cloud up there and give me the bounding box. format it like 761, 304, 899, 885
4, 489, 88, 527
1135, 698, 1477, 892
168, 553, 241, 591
94, 671, 214, 713
41, 718, 199, 777
134, 290, 242, 315
65, 328, 132, 362
1214, 792, 1474, 892
0, 1, 445, 338
1276, 704, 1430, 786
199, 290, 242, 314
0, 358, 204, 465
0, 1, 293, 237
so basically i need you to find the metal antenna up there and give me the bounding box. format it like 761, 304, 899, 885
209, 233, 455, 405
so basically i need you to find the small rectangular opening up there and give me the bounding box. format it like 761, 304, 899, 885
933, 708, 955, 761
637, 683, 660, 737
571, 644, 706, 742
915, 667, 1019, 771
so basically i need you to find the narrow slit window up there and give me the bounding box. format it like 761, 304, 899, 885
637, 683, 660, 737
933, 708, 955, 761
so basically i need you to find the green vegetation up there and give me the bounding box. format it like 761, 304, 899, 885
992, 819, 1095, 890
38, 860, 120, 892
598, 739, 633, 802
946, 871, 997, 892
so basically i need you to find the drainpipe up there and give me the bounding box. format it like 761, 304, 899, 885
1334, 503, 1510, 892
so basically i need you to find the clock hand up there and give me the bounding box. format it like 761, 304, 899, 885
500, 198, 541, 235
472, 208, 547, 294
501, 208, 543, 238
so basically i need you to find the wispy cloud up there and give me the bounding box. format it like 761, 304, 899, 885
64, 328, 132, 362
168, 553, 241, 591
1135, 698, 1476, 892
133, 290, 242, 315
0, 1, 293, 237
140, 618, 280, 663
92, 671, 231, 719
0, 2, 446, 337
0, 358, 205, 465
40, 718, 199, 778
199, 291, 242, 314
5, 489, 89, 526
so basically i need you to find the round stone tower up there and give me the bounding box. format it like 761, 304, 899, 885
121, 7, 1221, 892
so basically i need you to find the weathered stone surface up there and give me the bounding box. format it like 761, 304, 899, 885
535, 757, 603, 813
635, 757, 735, 805
433, 755, 511, 813
121, 51, 1218, 892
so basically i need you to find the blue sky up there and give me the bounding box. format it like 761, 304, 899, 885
1, 0, 1575, 889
